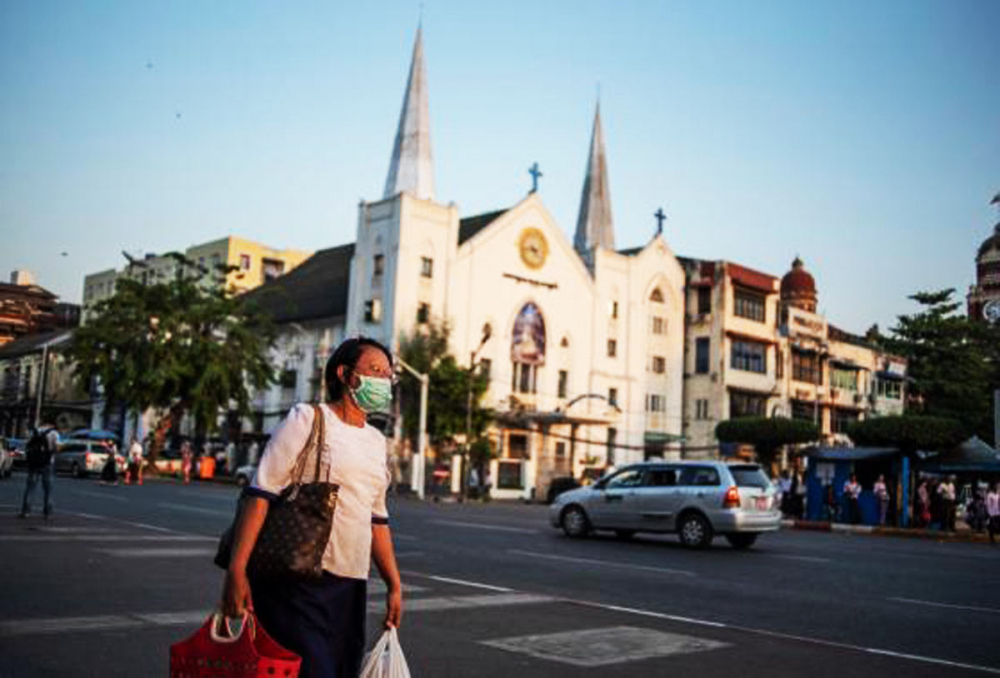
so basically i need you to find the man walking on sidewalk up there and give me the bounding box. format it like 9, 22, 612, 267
18, 419, 60, 520
938, 476, 957, 532
987, 482, 1000, 544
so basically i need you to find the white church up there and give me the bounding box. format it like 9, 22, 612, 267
250, 29, 687, 500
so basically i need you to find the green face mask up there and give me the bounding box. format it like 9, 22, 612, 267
351, 375, 393, 413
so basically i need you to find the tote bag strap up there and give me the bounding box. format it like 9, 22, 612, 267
286, 404, 324, 493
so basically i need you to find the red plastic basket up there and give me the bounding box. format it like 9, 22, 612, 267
170, 611, 301, 678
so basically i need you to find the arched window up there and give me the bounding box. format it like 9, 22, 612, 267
649, 287, 664, 303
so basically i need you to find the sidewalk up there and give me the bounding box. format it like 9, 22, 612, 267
781, 518, 994, 544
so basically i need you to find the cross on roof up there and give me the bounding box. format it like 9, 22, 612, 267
529, 162, 543, 193
654, 207, 667, 235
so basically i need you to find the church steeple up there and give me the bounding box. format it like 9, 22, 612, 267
574, 103, 615, 255
383, 26, 434, 201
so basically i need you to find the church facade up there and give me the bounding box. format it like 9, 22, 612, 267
339, 30, 686, 499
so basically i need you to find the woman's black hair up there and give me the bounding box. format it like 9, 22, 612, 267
324, 336, 394, 402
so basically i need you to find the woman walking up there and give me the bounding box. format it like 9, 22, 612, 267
221, 337, 403, 678
180, 441, 193, 484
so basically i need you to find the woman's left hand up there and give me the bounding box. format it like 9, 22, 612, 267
384, 587, 403, 629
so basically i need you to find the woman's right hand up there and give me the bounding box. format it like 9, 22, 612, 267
221, 569, 253, 618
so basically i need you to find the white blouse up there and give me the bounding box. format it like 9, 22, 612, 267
249, 403, 390, 580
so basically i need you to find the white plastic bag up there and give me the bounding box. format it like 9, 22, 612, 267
360, 627, 412, 678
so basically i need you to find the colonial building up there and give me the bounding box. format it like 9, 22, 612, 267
0, 329, 90, 438
681, 256, 907, 453
968, 198, 1000, 323
82, 236, 312, 321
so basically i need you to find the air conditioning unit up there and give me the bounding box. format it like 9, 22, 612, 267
364, 299, 382, 323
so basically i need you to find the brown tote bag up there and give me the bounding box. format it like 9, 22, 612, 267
215, 404, 339, 580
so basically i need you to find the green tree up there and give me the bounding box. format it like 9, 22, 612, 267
397, 320, 492, 449
69, 256, 276, 462
715, 417, 819, 471
880, 289, 1000, 440
847, 414, 966, 454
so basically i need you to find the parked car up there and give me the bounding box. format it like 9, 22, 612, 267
549, 460, 781, 549
53, 440, 126, 478
6, 438, 28, 470
0, 439, 13, 478
154, 446, 185, 475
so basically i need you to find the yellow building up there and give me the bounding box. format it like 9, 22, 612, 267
82, 236, 311, 321
185, 236, 312, 296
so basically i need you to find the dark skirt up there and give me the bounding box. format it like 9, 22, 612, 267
250, 572, 367, 678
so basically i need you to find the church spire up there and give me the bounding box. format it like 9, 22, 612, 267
383, 26, 434, 201
574, 102, 615, 255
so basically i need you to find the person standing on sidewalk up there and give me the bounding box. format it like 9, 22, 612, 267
18, 419, 59, 520
938, 476, 957, 532
873, 474, 890, 526
843, 474, 862, 524
986, 482, 1000, 544
916, 479, 930, 528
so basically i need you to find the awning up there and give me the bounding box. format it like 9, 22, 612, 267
805, 446, 900, 461
829, 358, 863, 370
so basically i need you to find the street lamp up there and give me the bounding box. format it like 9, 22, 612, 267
396, 357, 429, 500
464, 324, 492, 499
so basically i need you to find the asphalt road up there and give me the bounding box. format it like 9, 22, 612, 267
2, 472, 999, 677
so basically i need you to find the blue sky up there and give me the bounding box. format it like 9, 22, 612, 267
1, 1, 998, 333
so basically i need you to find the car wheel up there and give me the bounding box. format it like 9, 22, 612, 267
561, 506, 591, 538
72, 462, 85, 479
725, 533, 758, 549
235, 474, 249, 488
614, 530, 636, 540
678, 512, 713, 549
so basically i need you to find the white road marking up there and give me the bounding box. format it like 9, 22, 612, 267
174, 489, 239, 502
509, 549, 696, 577
425, 575, 514, 593
97, 547, 216, 558
368, 593, 554, 613
69, 489, 129, 502
0, 611, 211, 637
157, 502, 231, 517
567, 596, 1000, 675
431, 519, 539, 534
888, 597, 1000, 615
0, 534, 214, 542
367, 581, 427, 594
0, 615, 145, 637
482, 626, 729, 667
766, 554, 831, 563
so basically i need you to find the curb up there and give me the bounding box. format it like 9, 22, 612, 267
781, 518, 991, 544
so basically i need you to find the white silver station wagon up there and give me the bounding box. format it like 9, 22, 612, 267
549, 461, 781, 548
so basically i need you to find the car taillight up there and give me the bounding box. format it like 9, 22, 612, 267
723, 486, 741, 509
85, 452, 93, 464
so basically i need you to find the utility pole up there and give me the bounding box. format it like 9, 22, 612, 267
464, 325, 492, 499
33, 341, 50, 429
397, 357, 428, 500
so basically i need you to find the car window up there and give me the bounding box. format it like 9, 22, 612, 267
729, 465, 770, 489
643, 468, 678, 487
679, 466, 721, 486
605, 468, 644, 489
59, 444, 87, 453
